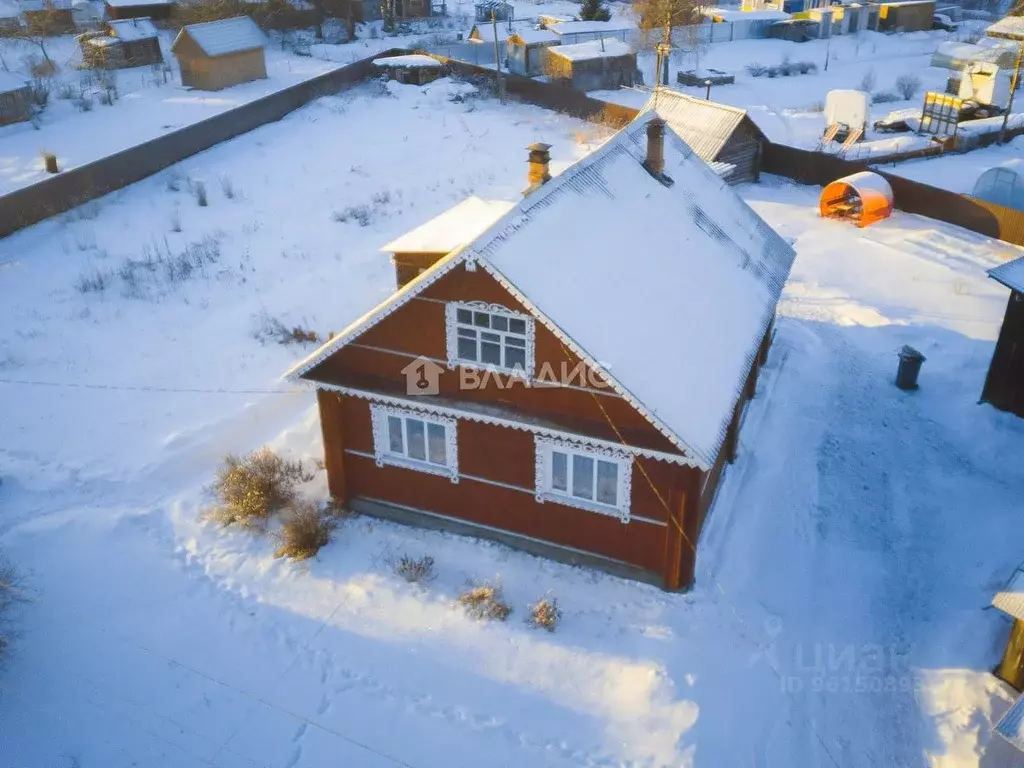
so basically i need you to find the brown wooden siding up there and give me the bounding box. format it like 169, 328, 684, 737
982, 291, 1024, 418
718, 118, 763, 185
176, 46, 267, 91
327, 391, 692, 576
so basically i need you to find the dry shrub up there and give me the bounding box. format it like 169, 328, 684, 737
0, 556, 18, 660
394, 554, 435, 584
273, 501, 336, 560
528, 598, 561, 632
208, 448, 314, 530
458, 585, 512, 621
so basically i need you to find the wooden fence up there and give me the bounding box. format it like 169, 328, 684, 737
0, 49, 406, 239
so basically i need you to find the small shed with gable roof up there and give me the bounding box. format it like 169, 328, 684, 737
171, 16, 267, 91
506, 28, 559, 75
104, 0, 173, 20
543, 38, 636, 91
982, 256, 1024, 418
0, 72, 31, 127
79, 17, 163, 69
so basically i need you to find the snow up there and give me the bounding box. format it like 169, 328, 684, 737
3, 64, 1024, 768
0, 70, 27, 93
547, 38, 632, 61
380, 196, 515, 253
373, 53, 442, 68
108, 17, 159, 42
548, 20, 634, 36
985, 15, 1024, 40
835, 169, 895, 200
510, 28, 559, 44
891, 134, 1024, 193
705, 7, 791, 20
175, 16, 268, 57
992, 566, 1024, 620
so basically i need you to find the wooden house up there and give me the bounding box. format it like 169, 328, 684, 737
285, 119, 797, 590
171, 16, 267, 91
638, 88, 767, 185
543, 38, 636, 92
22, 0, 75, 34
79, 17, 163, 69
104, 0, 173, 20
981, 256, 1024, 418
0, 73, 32, 127
506, 28, 558, 76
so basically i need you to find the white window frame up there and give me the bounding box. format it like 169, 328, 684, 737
370, 404, 459, 482
445, 301, 536, 379
534, 436, 632, 522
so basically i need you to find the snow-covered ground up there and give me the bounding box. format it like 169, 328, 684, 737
3, 77, 1024, 767
891, 133, 1024, 195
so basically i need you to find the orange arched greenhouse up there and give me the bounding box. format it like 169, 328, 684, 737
819, 171, 894, 228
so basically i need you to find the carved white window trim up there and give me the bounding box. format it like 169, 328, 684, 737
370, 403, 459, 483
534, 436, 632, 523
444, 301, 536, 379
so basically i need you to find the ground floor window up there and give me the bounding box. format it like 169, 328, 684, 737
534, 436, 632, 522
370, 404, 458, 482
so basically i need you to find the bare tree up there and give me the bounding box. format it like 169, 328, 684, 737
632, 0, 706, 83
0, 2, 71, 72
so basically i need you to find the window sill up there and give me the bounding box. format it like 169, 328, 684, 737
536, 491, 629, 523
377, 454, 459, 483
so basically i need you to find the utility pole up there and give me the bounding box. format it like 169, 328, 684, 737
492, 9, 505, 103
999, 37, 1024, 144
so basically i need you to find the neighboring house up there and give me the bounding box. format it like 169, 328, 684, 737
21, 0, 76, 34
171, 16, 267, 91
475, 0, 511, 22
543, 38, 636, 92
381, 196, 515, 289
285, 118, 796, 591
467, 17, 533, 44
993, 567, 1024, 690
506, 28, 558, 75
373, 53, 443, 85
981, 256, 1024, 418
104, 0, 173, 19
872, 0, 935, 32
79, 16, 163, 69
638, 88, 767, 185
0, 73, 31, 127
546, 19, 633, 45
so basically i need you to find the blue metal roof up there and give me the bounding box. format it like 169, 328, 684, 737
995, 695, 1024, 752
989, 256, 1024, 294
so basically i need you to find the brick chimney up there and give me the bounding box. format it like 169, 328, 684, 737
524, 142, 552, 196
644, 117, 666, 177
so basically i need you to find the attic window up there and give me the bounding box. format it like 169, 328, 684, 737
445, 301, 535, 378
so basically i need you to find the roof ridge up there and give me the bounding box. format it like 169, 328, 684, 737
644, 87, 750, 116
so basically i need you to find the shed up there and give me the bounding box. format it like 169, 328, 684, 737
819, 171, 894, 227
986, 15, 1024, 41
543, 38, 636, 91
0, 0, 18, 30
637, 88, 767, 184
475, 0, 512, 22
80, 17, 163, 69
373, 54, 442, 85
104, 0, 173, 19
873, 0, 935, 33
506, 28, 558, 76
994, 567, 1024, 689
22, 0, 76, 34
171, 16, 267, 91
467, 18, 534, 44
931, 37, 1020, 71
706, 7, 791, 38
972, 159, 1024, 211
995, 694, 1024, 753
0, 72, 32, 127
982, 257, 1024, 418
546, 20, 633, 45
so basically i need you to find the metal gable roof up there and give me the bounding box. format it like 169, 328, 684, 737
994, 567, 1024, 619
637, 88, 761, 164
996, 694, 1024, 752
174, 16, 266, 58
990, 256, 1024, 294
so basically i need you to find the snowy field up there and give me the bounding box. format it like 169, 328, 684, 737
3, 77, 1024, 767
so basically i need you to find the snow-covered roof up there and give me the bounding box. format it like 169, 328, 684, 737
380, 196, 515, 253
509, 28, 559, 44
108, 16, 157, 41
995, 695, 1024, 753
987, 15, 1024, 39
547, 38, 632, 61
104, 0, 171, 6
174, 16, 266, 57
637, 88, 760, 164
989, 256, 1024, 294
0, 71, 27, 93
705, 7, 790, 20
0, 0, 18, 18
374, 54, 441, 68
289, 120, 796, 468
468, 19, 535, 43
21, 0, 71, 9
548, 20, 633, 36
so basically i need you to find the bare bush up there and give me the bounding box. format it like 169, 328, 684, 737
192, 179, 208, 207
394, 554, 436, 584
166, 172, 182, 192
528, 598, 561, 632
170, 206, 182, 233
859, 68, 877, 92
207, 447, 315, 530
332, 204, 371, 226
273, 500, 337, 560
871, 90, 899, 104
457, 585, 512, 621
73, 95, 93, 112
895, 73, 921, 100
75, 268, 112, 294
29, 77, 50, 107
252, 311, 320, 345
114, 236, 220, 298
0, 555, 21, 661
745, 62, 768, 77
219, 175, 235, 199
56, 80, 76, 100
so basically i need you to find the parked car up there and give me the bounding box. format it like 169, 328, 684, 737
933, 14, 958, 31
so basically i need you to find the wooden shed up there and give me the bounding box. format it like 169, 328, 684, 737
982, 256, 1024, 418
171, 16, 267, 91
506, 28, 559, 76
993, 567, 1024, 689
543, 38, 636, 91
104, 0, 173, 19
637, 88, 767, 185
22, 0, 76, 35
873, 0, 935, 33
80, 17, 163, 69
0, 73, 32, 127
284, 119, 796, 591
